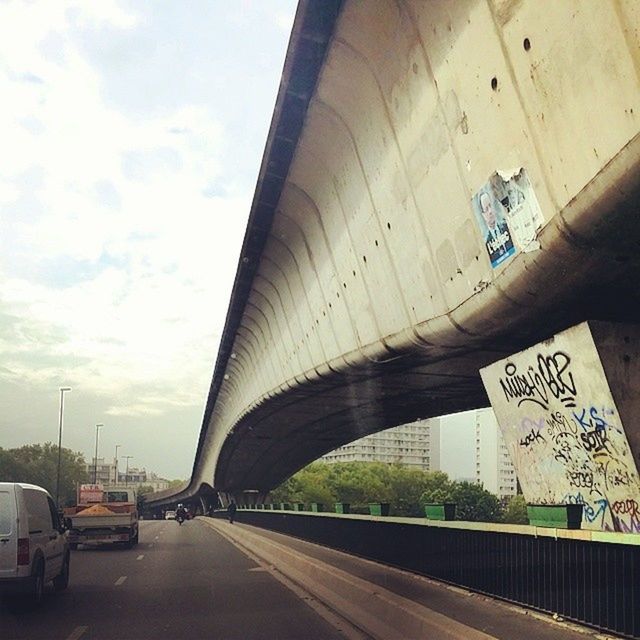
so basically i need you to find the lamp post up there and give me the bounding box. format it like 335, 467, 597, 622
114, 444, 121, 484
55, 387, 72, 508
123, 456, 133, 486
93, 423, 104, 483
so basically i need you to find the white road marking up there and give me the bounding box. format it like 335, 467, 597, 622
115, 576, 127, 586
136, 554, 144, 560
66, 626, 88, 640
154, 536, 159, 540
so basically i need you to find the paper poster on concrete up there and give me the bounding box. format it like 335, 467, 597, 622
472, 168, 544, 268
472, 181, 516, 268
493, 168, 544, 252
480, 322, 640, 533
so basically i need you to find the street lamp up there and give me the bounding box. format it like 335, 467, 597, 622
93, 423, 104, 484
123, 456, 133, 486
114, 444, 121, 484
55, 387, 71, 508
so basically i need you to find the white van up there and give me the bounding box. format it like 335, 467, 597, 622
0, 482, 70, 604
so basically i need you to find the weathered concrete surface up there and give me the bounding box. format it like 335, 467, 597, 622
150, 0, 640, 502
481, 321, 640, 533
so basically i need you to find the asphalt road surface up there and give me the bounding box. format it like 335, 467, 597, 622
1, 519, 347, 640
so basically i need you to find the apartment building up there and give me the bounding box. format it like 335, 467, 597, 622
321, 418, 441, 470
475, 409, 518, 498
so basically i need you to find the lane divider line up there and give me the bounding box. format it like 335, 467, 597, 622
115, 576, 127, 586
136, 554, 144, 560
66, 626, 88, 640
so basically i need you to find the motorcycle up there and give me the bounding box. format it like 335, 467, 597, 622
177, 514, 185, 525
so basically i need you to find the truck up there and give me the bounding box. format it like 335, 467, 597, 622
63, 484, 139, 550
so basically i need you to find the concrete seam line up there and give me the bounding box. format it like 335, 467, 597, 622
199, 520, 371, 640
202, 520, 497, 640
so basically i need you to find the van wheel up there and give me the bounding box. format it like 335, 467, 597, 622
31, 563, 45, 605
53, 553, 70, 591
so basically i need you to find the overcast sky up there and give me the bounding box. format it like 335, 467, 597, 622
0, 0, 298, 479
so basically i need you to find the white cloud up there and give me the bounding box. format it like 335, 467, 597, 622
0, 1, 250, 419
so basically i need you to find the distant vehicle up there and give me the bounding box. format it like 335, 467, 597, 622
0, 482, 70, 605
64, 485, 138, 549
165, 510, 176, 520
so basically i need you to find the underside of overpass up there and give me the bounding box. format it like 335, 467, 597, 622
149, 0, 640, 506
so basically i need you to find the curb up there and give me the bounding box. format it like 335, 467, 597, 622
200, 518, 496, 640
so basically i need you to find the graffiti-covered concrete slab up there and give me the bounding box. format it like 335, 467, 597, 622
481, 322, 640, 533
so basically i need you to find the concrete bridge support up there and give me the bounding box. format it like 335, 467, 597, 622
481, 321, 640, 533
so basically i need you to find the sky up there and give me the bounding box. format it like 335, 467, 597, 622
0, 0, 298, 480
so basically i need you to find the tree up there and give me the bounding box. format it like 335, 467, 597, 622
388, 465, 439, 516
0, 443, 88, 507
449, 481, 503, 523
418, 471, 455, 506
502, 495, 528, 524
266, 462, 504, 523
136, 485, 155, 511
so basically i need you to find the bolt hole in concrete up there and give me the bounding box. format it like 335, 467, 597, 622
491, 76, 498, 90
387, 222, 391, 230
375, 240, 379, 246
523, 37, 531, 51
363, 255, 367, 263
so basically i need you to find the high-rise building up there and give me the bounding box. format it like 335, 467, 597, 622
321, 418, 441, 470
85, 458, 117, 484
475, 409, 517, 498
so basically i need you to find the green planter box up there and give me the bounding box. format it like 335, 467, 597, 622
335, 502, 351, 514
527, 504, 583, 529
369, 503, 390, 516
424, 503, 456, 521
293, 503, 305, 511
311, 503, 325, 512
280, 502, 291, 511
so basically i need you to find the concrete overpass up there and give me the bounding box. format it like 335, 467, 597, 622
149, 0, 640, 515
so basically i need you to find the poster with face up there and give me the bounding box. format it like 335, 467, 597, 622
472, 169, 545, 269
472, 182, 516, 268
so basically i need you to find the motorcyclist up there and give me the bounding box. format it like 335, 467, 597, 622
176, 504, 187, 524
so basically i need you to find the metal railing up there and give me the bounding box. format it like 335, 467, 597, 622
211, 510, 639, 638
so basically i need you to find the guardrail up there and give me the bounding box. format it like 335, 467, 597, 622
210, 509, 639, 639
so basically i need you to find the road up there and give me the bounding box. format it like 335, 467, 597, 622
1, 519, 347, 640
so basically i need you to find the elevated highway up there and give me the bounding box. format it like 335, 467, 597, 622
148, 0, 640, 507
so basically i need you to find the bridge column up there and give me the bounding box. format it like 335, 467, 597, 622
481, 321, 640, 533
